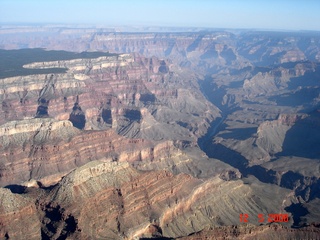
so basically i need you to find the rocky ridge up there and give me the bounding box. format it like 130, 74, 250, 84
0, 51, 220, 187
0, 27, 320, 239
0, 161, 297, 239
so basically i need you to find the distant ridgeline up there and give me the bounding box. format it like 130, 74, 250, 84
0, 48, 117, 79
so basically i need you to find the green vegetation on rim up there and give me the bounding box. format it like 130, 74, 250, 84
0, 48, 118, 79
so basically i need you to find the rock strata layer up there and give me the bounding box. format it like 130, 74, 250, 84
0, 27, 320, 239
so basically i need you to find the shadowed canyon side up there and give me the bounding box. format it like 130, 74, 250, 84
0, 28, 320, 239
0, 52, 220, 187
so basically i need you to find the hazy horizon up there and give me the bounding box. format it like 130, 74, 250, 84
1, 0, 320, 31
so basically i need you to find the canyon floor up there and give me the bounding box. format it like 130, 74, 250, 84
0, 26, 320, 239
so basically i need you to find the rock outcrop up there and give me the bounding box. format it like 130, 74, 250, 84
0, 51, 219, 187
1, 27, 320, 239
0, 188, 41, 240
180, 223, 320, 240
0, 161, 297, 239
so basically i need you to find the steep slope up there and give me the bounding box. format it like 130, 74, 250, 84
1, 27, 320, 238
179, 223, 320, 240
0, 188, 41, 240
0, 50, 220, 187
0, 161, 297, 239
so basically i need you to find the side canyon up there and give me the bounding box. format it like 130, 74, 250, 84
0, 26, 319, 239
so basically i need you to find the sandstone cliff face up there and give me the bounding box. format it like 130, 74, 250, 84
0, 52, 220, 187
0, 116, 198, 187
1, 28, 320, 239
213, 110, 320, 165
243, 62, 317, 98
0, 188, 41, 240
1, 53, 219, 136
2, 29, 320, 69
0, 161, 294, 239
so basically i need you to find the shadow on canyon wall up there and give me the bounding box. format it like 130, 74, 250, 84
278, 111, 320, 159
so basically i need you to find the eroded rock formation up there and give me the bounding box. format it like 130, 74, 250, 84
0, 51, 219, 187
0, 27, 320, 239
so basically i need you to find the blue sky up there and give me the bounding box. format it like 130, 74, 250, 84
1, 0, 320, 31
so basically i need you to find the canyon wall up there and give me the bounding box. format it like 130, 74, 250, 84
0, 53, 220, 187
0, 27, 320, 239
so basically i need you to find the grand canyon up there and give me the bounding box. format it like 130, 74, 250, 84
0, 25, 319, 239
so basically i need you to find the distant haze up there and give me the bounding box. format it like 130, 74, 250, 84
1, 0, 320, 31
